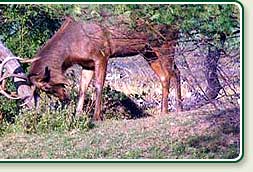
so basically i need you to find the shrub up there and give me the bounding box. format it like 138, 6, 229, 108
0, 92, 91, 136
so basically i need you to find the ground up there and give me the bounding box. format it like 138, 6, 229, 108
0, 105, 240, 159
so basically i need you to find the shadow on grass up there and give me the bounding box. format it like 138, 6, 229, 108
206, 107, 240, 135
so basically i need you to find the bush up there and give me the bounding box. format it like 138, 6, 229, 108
0, 92, 92, 136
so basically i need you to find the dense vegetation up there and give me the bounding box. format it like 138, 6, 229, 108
0, 4, 240, 57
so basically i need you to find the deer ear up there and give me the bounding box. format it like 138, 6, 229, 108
43, 66, 51, 82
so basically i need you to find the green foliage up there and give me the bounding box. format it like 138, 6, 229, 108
0, 78, 20, 121
83, 4, 239, 35
0, 97, 19, 122
0, 92, 91, 136
0, 4, 240, 59
0, 80, 21, 123
0, 4, 78, 58
70, 4, 240, 51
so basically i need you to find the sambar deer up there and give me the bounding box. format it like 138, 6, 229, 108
28, 17, 182, 120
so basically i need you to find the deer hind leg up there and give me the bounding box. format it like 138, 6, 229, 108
148, 59, 171, 114
76, 69, 94, 117
172, 64, 183, 112
144, 51, 182, 114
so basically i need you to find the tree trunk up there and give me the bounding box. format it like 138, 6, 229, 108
204, 45, 222, 99
0, 40, 35, 108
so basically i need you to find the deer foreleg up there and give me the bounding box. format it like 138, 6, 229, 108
94, 60, 107, 121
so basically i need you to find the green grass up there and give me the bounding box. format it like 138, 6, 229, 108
0, 107, 240, 159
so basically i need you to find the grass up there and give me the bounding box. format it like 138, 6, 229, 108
0, 106, 240, 159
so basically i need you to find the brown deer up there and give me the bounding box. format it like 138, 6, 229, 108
28, 17, 182, 120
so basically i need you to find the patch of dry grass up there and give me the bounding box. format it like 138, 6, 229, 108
0, 106, 240, 159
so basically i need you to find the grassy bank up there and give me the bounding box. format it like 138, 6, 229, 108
0, 106, 240, 160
